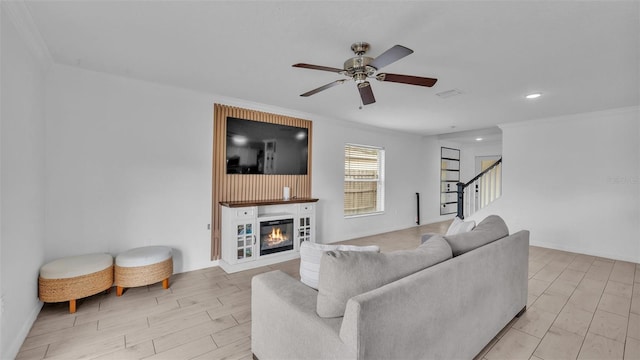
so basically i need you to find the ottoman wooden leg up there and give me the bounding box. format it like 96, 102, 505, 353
162, 278, 169, 289
69, 299, 76, 314
116, 286, 124, 296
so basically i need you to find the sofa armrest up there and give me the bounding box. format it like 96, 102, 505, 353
251, 270, 354, 360
420, 233, 439, 244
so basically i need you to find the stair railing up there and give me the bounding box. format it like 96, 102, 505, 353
456, 158, 502, 219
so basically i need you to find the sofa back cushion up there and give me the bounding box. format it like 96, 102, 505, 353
316, 236, 453, 318
444, 215, 509, 256
299, 242, 380, 289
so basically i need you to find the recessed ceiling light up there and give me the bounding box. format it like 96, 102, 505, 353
475, 137, 483, 141
525, 93, 542, 99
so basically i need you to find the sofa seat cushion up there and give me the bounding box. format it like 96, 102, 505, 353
115, 246, 172, 267
299, 242, 380, 290
40, 253, 113, 279
316, 235, 453, 318
444, 215, 509, 256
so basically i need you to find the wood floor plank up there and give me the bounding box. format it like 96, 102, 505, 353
147, 299, 224, 327
96, 301, 181, 330
155, 282, 223, 305
26, 314, 76, 337
91, 340, 156, 360
206, 300, 251, 323
232, 309, 251, 324
175, 284, 243, 309
192, 337, 252, 360
125, 310, 213, 346
20, 321, 98, 351
14, 344, 48, 360
44, 335, 125, 360
146, 335, 217, 360
152, 314, 237, 353
211, 322, 251, 348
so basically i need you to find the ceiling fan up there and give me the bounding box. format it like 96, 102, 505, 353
293, 42, 438, 106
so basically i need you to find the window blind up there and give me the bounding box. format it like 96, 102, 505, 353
344, 144, 384, 216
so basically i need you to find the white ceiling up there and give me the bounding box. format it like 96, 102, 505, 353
24, 0, 639, 136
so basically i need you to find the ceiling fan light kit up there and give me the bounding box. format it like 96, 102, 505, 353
293, 42, 438, 106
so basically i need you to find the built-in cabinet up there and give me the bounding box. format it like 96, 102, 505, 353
220, 198, 317, 273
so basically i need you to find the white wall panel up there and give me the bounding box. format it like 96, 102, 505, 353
470, 107, 640, 262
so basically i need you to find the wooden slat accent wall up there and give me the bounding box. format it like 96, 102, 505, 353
211, 104, 313, 260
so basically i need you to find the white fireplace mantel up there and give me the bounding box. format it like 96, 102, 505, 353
219, 198, 317, 273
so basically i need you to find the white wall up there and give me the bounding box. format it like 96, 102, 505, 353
312, 117, 425, 242
0, 8, 48, 358
45, 65, 215, 272
470, 107, 640, 263
44, 64, 432, 271
459, 142, 502, 183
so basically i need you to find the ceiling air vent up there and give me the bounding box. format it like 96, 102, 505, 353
436, 89, 463, 99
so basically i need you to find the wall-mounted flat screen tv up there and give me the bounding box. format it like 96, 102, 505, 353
226, 117, 309, 175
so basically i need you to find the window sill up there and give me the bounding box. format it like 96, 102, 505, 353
344, 211, 385, 219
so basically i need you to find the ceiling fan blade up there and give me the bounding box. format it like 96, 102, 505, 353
369, 45, 413, 70
300, 79, 347, 97
358, 82, 376, 105
376, 73, 438, 87
292, 63, 344, 73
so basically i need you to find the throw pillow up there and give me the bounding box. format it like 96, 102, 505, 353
299, 242, 380, 290
316, 235, 453, 318
445, 216, 476, 235
444, 215, 509, 256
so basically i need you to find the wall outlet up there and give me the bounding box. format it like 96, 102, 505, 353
207, 224, 211, 230
0, 295, 5, 315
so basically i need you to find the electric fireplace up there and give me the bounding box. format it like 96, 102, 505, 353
259, 218, 294, 256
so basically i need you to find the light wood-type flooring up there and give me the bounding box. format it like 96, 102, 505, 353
16, 221, 640, 359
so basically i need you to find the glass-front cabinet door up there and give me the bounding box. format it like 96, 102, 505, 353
297, 216, 312, 245
234, 221, 255, 262
297, 203, 314, 246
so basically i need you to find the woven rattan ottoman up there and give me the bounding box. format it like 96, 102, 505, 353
38, 253, 114, 313
114, 246, 173, 296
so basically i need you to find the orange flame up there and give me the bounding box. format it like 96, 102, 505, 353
267, 227, 288, 246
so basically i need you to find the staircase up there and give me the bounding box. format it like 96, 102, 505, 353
456, 158, 502, 219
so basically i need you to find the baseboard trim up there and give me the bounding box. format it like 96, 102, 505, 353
3, 301, 43, 359
530, 240, 639, 263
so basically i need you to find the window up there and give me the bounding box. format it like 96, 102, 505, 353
344, 144, 385, 217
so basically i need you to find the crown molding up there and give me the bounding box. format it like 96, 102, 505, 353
498, 105, 640, 130
2, 0, 53, 69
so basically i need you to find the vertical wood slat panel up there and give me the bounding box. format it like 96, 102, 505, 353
211, 104, 313, 260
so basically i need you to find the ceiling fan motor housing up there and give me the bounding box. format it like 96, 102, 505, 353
344, 57, 376, 82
